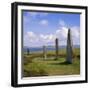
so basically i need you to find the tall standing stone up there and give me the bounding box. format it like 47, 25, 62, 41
66, 28, 73, 64
43, 45, 47, 59
55, 38, 59, 59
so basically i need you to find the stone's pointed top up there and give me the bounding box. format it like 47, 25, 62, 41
68, 28, 72, 40
68, 28, 71, 31
55, 38, 58, 40
68, 28, 71, 34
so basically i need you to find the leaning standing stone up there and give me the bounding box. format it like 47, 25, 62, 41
55, 38, 59, 60
66, 29, 73, 64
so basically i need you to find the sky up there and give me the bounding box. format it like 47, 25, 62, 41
23, 11, 80, 47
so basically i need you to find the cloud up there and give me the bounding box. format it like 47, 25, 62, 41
26, 31, 39, 42
23, 12, 48, 26
39, 13, 48, 17
24, 31, 56, 47
59, 20, 66, 26
24, 26, 80, 47
56, 27, 68, 39
71, 26, 80, 45
39, 20, 48, 26
29, 12, 38, 16
71, 26, 80, 38
27, 12, 48, 18
55, 26, 80, 45
39, 34, 56, 43
24, 17, 80, 47
57, 19, 80, 45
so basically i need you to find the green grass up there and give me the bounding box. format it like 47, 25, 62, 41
23, 48, 80, 77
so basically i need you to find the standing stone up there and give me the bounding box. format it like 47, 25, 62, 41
27, 48, 30, 55
43, 45, 47, 59
66, 28, 73, 64
55, 38, 59, 59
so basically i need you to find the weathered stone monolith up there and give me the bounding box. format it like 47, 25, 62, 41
27, 48, 30, 55
43, 45, 47, 59
66, 28, 73, 64
55, 38, 59, 59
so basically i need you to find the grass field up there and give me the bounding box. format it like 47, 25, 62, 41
23, 48, 80, 77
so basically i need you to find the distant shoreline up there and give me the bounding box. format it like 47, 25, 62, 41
23, 45, 80, 53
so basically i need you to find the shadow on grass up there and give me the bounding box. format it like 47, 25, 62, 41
50, 61, 72, 65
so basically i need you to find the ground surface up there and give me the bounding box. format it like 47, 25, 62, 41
23, 48, 80, 77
